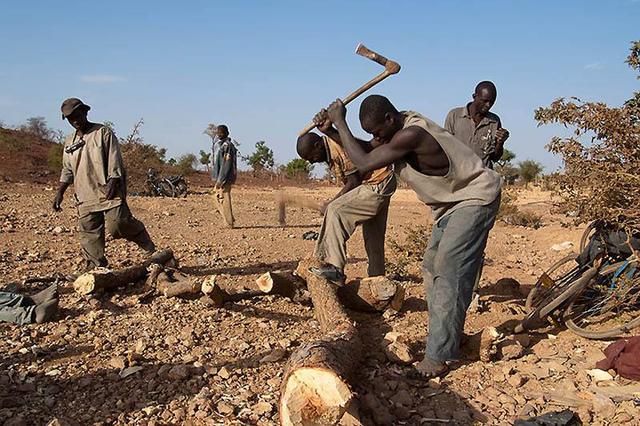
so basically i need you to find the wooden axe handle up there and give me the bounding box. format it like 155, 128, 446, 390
298, 69, 395, 137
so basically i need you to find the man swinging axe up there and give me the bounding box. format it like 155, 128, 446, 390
297, 44, 400, 283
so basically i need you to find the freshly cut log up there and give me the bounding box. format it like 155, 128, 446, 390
255, 270, 308, 302
295, 261, 405, 313
73, 249, 174, 295
279, 258, 362, 425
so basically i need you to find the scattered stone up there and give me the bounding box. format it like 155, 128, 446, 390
218, 366, 231, 379
252, 401, 273, 416
167, 364, 191, 381
260, 348, 286, 363
585, 369, 613, 382
499, 338, 525, 360
507, 373, 527, 387
479, 327, 500, 362
109, 356, 127, 370
382, 332, 414, 365
119, 366, 144, 379
551, 241, 574, 251
217, 401, 234, 415
592, 393, 616, 417
390, 389, 413, 407
492, 278, 521, 296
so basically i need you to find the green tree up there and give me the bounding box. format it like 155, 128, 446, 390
243, 141, 274, 172
284, 158, 314, 179
167, 158, 177, 166
495, 148, 518, 184
496, 148, 516, 167
199, 149, 211, 171
47, 144, 64, 172
518, 160, 543, 187
176, 153, 198, 175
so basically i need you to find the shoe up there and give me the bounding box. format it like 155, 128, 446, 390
309, 265, 346, 286
408, 357, 449, 380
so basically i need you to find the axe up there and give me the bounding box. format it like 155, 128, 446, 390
299, 43, 401, 136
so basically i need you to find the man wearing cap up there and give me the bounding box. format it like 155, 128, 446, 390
53, 98, 156, 271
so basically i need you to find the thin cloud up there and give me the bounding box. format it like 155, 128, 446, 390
80, 74, 127, 83
584, 62, 604, 70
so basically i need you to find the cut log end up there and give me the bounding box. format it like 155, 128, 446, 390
280, 368, 353, 426
73, 274, 97, 295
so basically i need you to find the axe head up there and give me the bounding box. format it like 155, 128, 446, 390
355, 43, 401, 74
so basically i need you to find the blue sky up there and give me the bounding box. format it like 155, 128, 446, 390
1, 0, 638, 172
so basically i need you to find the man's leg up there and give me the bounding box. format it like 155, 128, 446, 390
362, 196, 390, 277
0, 292, 36, 325
424, 198, 499, 364
314, 183, 389, 278
105, 203, 156, 254
78, 211, 108, 269
221, 184, 235, 227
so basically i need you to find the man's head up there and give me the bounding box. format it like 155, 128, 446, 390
61, 98, 91, 131
296, 132, 326, 164
471, 81, 497, 115
216, 125, 229, 139
358, 95, 403, 144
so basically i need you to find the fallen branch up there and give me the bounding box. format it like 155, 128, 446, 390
73, 249, 175, 295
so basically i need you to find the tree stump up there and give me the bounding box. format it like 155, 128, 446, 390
279, 258, 363, 425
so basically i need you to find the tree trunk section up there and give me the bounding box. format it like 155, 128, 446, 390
73, 249, 174, 295
279, 258, 362, 425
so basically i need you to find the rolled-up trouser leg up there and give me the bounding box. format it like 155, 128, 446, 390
423, 197, 499, 362
0, 292, 36, 325
105, 203, 156, 253
314, 175, 395, 271
362, 196, 390, 277
78, 211, 108, 269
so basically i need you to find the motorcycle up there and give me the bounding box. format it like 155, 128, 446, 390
145, 169, 188, 197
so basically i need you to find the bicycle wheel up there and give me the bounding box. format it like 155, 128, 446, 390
579, 221, 599, 253
515, 266, 598, 333
525, 254, 582, 312
159, 180, 175, 197
564, 259, 640, 339
174, 181, 188, 197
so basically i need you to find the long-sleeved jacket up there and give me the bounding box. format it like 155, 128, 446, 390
60, 123, 125, 216
211, 137, 237, 186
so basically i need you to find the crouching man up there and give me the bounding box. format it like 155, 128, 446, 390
53, 98, 156, 271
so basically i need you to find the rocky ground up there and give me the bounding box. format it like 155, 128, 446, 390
1, 181, 639, 425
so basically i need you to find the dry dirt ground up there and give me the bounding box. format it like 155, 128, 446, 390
1, 181, 638, 425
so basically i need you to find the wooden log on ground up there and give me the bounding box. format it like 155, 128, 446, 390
279, 258, 363, 425
73, 249, 174, 295
255, 270, 309, 302
258, 266, 405, 312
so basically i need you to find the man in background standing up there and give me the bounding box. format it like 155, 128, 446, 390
444, 81, 510, 169
211, 124, 237, 228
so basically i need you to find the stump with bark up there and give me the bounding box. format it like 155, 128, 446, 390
256, 269, 404, 313
279, 258, 363, 425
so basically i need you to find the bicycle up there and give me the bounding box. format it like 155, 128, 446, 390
145, 169, 188, 198
516, 221, 640, 338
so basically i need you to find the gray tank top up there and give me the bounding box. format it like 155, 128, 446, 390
395, 111, 501, 221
